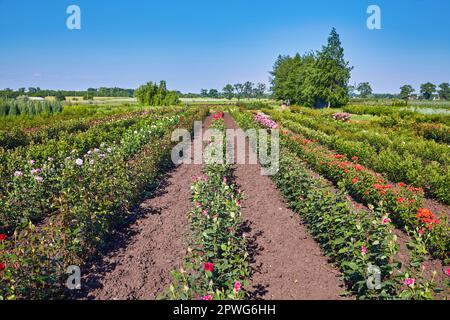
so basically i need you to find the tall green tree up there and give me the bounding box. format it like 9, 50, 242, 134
135, 81, 180, 106
254, 83, 267, 99
399, 85, 415, 100
243, 81, 254, 98
222, 84, 234, 100
233, 83, 244, 101
271, 54, 296, 103
420, 82, 436, 100
438, 82, 450, 100
308, 28, 352, 107
200, 89, 208, 98
357, 82, 373, 98
208, 89, 219, 99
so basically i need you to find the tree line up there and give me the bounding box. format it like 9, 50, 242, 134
0, 87, 135, 101
349, 82, 450, 101
179, 82, 268, 100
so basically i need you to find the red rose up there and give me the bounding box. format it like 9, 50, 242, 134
0, 262, 6, 272
445, 268, 450, 277
373, 184, 383, 191
203, 262, 214, 272
0, 234, 7, 241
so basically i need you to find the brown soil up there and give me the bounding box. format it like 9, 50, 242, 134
76, 116, 213, 300
76, 113, 348, 300
279, 126, 449, 299
79, 164, 200, 300
308, 163, 448, 298
74, 112, 448, 300
223, 113, 347, 300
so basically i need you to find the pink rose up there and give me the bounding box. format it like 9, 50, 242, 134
404, 278, 415, 286
234, 281, 242, 293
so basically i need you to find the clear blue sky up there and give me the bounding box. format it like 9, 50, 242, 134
0, 0, 449, 93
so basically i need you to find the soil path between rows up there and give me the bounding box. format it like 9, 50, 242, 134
223, 113, 347, 300
76, 116, 213, 300
76, 112, 347, 300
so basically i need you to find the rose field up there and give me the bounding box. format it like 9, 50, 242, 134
0, 103, 448, 301
3, 2, 450, 314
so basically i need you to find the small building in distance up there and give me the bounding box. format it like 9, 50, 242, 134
28, 97, 46, 101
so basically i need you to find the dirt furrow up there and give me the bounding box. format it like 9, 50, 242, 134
76, 116, 212, 300
223, 113, 347, 300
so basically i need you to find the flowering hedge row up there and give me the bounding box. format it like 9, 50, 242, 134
342, 105, 450, 124
0, 108, 183, 232
274, 149, 439, 299
266, 110, 449, 204
254, 111, 449, 262
0, 108, 156, 150
231, 109, 446, 299
283, 130, 449, 261
415, 122, 450, 144
166, 113, 249, 300
0, 103, 151, 131
253, 112, 278, 129
0, 107, 208, 299
269, 109, 449, 166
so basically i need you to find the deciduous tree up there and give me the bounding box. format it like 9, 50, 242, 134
270, 28, 352, 108
222, 84, 234, 100
399, 85, 415, 100
233, 83, 244, 101
438, 82, 450, 100
420, 82, 436, 100
357, 82, 373, 98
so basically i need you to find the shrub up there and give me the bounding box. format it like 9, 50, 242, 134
236, 101, 271, 110
332, 112, 352, 122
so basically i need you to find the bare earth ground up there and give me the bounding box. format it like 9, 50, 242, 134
76, 116, 213, 300
223, 113, 346, 300
77, 113, 347, 300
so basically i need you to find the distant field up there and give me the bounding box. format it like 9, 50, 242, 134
349, 98, 450, 109
64, 96, 137, 105
181, 97, 277, 105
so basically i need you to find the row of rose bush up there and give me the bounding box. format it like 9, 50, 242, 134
166, 112, 249, 300
274, 149, 439, 299
283, 130, 449, 261
0, 107, 208, 299
0, 108, 184, 232
0, 107, 156, 150
289, 105, 449, 145
414, 122, 450, 144
253, 111, 449, 261
266, 110, 449, 205
269, 110, 449, 166
342, 105, 450, 124
231, 109, 447, 299
0, 103, 147, 131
